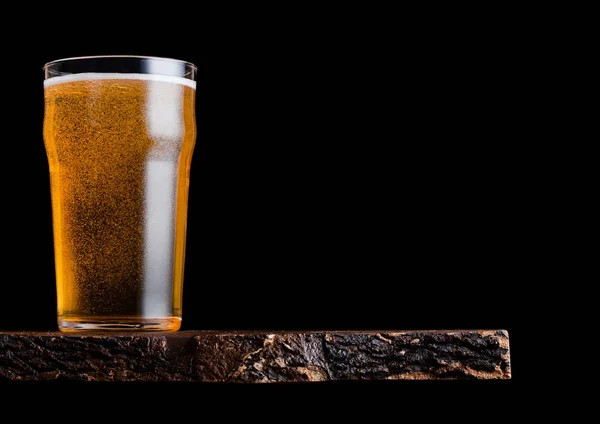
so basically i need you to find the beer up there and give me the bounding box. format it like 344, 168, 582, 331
43, 72, 196, 331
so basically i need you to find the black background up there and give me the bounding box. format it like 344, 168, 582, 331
0, 5, 528, 412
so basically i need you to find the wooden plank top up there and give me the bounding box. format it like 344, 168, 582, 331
0, 330, 511, 382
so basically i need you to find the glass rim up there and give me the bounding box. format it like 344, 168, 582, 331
43, 55, 197, 72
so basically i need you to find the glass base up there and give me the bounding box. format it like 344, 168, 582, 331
58, 316, 181, 332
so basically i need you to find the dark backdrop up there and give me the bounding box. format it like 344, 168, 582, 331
0, 6, 527, 408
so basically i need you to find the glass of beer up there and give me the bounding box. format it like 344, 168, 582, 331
43, 56, 197, 332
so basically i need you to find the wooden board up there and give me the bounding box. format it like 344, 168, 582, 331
0, 330, 511, 382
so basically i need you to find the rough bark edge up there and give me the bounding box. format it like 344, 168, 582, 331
0, 330, 510, 382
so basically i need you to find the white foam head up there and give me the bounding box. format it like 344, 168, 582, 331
44, 72, 196, 89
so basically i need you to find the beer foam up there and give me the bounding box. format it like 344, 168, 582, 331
44, 72, 196, 89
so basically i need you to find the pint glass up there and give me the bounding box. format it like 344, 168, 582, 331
43, 56, 197, 332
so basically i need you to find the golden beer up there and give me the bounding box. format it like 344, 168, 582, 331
43, 64, 196, 332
